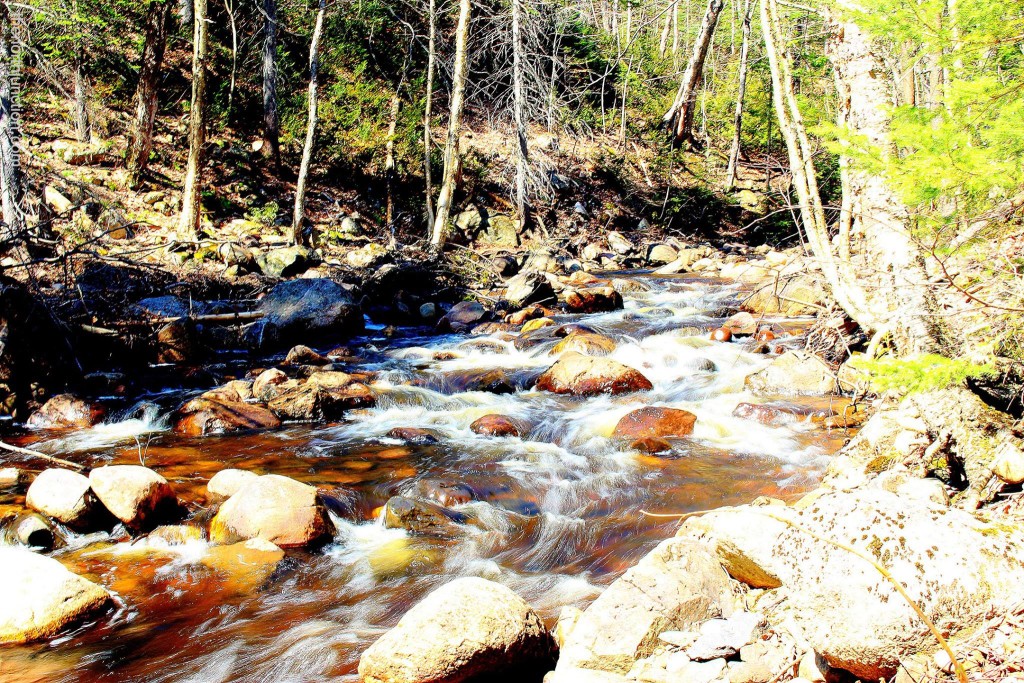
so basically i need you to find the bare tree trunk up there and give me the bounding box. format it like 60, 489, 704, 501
662, 0, 724, 145
73, 53, 89, 142
659, 0, 673, 57
126, 0, 172, 188
671, 1, 679, 56
223, 0, 237, 120
261, 0, 280, 165
826, 1, 948, 354
291, 0, 326, 246
0, 1, 24, 248
725, 0, 752, 190
423, 0, 436, 230
385, 90, 401, 228
178, 0, 209, 241
429, 0, 471, 250
511, 0, 529, 230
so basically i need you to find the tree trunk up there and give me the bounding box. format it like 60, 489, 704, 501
261, 0, 280, 165
724, 0, 752, 190
177, 0, 209, 241
223, 0, 237, 120
73, 53, 90, 142
659, 0, 673, 57
429, 0, 471, 250
0, 1, 24, 250
826, 2, 949, 354
662, 0, 724, 145
385, 90, 401, 228
126, 0, 173, 188
423, 0, 436, 230
291, 0, 326, 246
511, 0, 529, 230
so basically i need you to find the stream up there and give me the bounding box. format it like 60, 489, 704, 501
0, 271, 847, 682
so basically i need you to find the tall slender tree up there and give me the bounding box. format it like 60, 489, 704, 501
422, 0, 436, 230
0, 1, 23, 249
260, 0, 280, 166
429, 0, 471, 250
662, 0, 724, 145
510, 0, 529, 230
178, 0, 209, 241
126, 0, 173, 188
724, 0, 752, 190
291, 0, 326, 246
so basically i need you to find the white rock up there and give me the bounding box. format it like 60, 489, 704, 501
89, 465, 177, 530
26, 468, 99, 529
0, 547, 112, 643
993, 442, 1024, 485
207, 468, 260, 500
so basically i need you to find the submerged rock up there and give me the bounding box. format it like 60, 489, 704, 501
613, 407, 697, 440
383, 495, 465, 537
27, 394, 107, 430
0, 547, 112, 644
358, 577, 557, 683
210, 474, 334, 548
536, 352, 653, 396
89, 465, 178, 531
386, 427, 439, 445
408, 479, 474, 507
200, 538, 285, 593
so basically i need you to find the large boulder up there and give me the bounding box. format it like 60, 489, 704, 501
0, 547, 112, 644
88, 465, 178, 531
255, 278, 363, 348
613, 407, 697, 440
256, 245, 315, 278
678, 488, 1024, 679
358, 577, 557, 683
744, 351, 838, 396
536, 352, 653, 396
26, 468, 103, 530
439, 301, 489, 333
555, 539, 734, 675
27, 394, 107, 429
206, 468, 260, 501
478, 214, 520, 247
174, 395, 282, 436
210, 474, 334, 548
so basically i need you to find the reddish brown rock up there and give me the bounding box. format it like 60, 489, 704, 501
174, 396, 282, 436
535, 352, 653, 396
252, 368, 288, 402
631, 437, 673, 454
755, 328, 777, 342
267, 373, 375, 421
564, 286, 623, 313
285, 345, 330, 366
613, 406, 697, 440
723, 312, 757, 336
156, 320, 199, 364
709, 328, 733, 342
409, 479, 475, 507
387, 427, 439, 445
27, 394, 107, 430
506, 305, 546, 326
470, 414, 528, 438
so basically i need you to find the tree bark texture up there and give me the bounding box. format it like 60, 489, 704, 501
663, 0, 723, 144
291, 0, 326, 245
126, 0, 172, 187
178, 0, 209, 240
724, 0, 752, 190
423, 0, 436, 230
0, 2, 23, 247
511, 0, 529, 229
261, 0, 280, 165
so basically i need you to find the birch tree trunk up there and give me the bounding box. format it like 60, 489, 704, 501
724, 0, 752, 190
423, 0, 436, 230
511, 0, 529, 230
385, 90, 401, 228
291, 0, 326, 246
826, 2, 948, 354
223, 0, 237, 119
126, 0, 172, 188
429, 0, 471, 250
261, 0, 280, 165
662, 0, 724, 145
0, 1, 24, 248
177, 0, 209, 241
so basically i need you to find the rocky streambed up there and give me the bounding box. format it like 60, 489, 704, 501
6, 253, 1013, 683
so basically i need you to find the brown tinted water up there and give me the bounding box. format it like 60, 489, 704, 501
0, 273, 849, 682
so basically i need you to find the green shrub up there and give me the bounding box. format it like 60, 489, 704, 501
850, 353, 996, 395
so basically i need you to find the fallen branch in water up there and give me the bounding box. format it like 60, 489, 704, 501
646, 504, 968, 683
0, 439, 86, 471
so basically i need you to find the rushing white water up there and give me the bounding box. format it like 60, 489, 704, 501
2, 272, 836, 682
